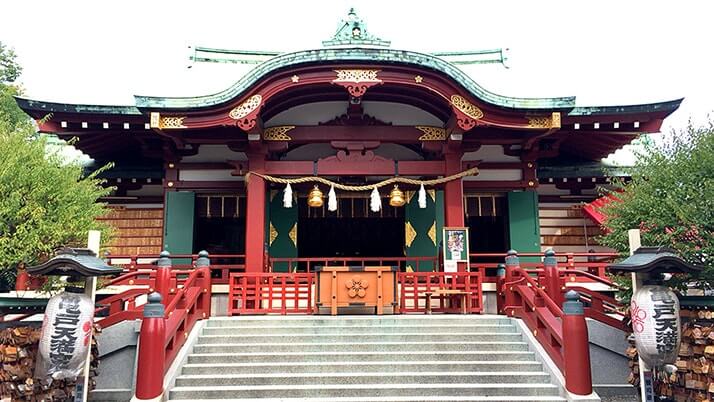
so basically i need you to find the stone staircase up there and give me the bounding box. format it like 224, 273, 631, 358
168, 315, 568, 401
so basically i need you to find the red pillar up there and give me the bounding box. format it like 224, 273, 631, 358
562, 290, 593, 395
444, 153, 465, 228
245, 170, 266, 273
133, 293, 166, 401
444, 152, 466, 271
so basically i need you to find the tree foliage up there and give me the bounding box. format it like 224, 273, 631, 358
0, 123, 114, 270
0, 41, 31, 131
599, 121, 714, 293
0, 42, 114, 289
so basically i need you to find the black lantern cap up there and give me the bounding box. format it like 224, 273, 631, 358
27, 247, 122, 277
607, 246, 702, 275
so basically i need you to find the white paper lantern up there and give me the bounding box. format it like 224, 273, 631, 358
630, 285, 681, 367
35, 291, 95, 380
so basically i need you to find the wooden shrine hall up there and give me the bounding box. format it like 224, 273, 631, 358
10, 9, 687, 402
16, 8, 681, 279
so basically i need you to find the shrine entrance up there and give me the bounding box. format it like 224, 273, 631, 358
297, 194, 405, 259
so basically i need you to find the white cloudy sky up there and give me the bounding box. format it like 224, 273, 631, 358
2, 0, 713, 162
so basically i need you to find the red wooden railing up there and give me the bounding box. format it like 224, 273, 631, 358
228, 272, 314, 315
398, 271, 483, 314
470, 251, 618, 283
268, 256, 439, 273
132, 251, 212, 401
107, 253, 245, 284
497, 249, 627, 395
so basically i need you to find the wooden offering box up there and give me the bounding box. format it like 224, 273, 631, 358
315, 266, 397, 315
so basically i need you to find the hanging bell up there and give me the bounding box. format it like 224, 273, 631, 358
307, 185, 324, 208
389, 185, 406, 207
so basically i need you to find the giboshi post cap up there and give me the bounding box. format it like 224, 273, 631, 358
198, 250, 209, 258
544, 248, 556, 257
148, 292, 162, 304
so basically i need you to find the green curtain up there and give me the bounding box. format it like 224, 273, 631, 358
267, 190, 298, 272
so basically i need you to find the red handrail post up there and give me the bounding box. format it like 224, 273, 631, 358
155, 251, 172, 306
562, 290, 593, 395
133, 293, 166, 401
503, 250, 519, 313
15, 263, 29, 291
543, 249, 563, 307
196, 251, 212, 318
495, 263, 506, 314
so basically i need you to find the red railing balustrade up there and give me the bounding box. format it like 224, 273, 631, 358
398, 271, 483, 314
132, 251, 212, 401
228, 272, 314, 315
499, 250, 596, 396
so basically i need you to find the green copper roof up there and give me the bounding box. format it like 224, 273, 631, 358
135, 47, 576, 111
14, 97, 141, 115
569, 98, 683, 116
322, 8, 391, 47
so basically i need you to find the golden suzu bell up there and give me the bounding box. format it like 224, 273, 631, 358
389, 185, 406, 207
307, 185, 324, 208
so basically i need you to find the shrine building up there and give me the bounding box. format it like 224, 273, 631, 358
15, 9, 681, 277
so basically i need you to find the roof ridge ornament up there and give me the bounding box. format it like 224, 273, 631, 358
322, 8, 391, 48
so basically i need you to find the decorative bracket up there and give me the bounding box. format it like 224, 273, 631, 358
332, 69, 383, 98
229, 94, 263, 131
415, 126, 447, 141
263, 126, 295, 141
450, 95, 484, 131
523, 112, 562, 150
150, 112, 187, 129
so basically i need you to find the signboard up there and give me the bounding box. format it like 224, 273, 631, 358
630, 285, 681, 368
443, 227, 469, 262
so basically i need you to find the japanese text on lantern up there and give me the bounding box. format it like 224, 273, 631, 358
650, 287, 678, 356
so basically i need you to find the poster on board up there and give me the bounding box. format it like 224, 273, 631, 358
443, 227, 469, 263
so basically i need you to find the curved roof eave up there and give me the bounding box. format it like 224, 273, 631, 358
134, 47, 576, 111
569, 98, 684, 116
14, 97, 141, 115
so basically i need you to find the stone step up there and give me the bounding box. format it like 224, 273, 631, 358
174, 372, 552, 387
191, 341, 530, 354
170, 398, 566, 402
205, 316, 512, 328
187, 350, 538, 364
202, 324, 518, 335
168, 383, 562, 399
197, 332, 522, 344
180, 360, 544, 375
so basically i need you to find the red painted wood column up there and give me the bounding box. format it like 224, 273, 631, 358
245, 156, 266, 273
562, 290, 593, 395
132, 292, 166, 401
444, 151, 466, 271
444, 152, 465, 228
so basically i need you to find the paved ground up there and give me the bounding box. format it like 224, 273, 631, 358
601, 396, 638, 402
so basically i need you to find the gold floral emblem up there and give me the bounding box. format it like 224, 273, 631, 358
345, 276, 369, 298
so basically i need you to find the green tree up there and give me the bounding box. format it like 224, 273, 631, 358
599, 120, 714, 295
0, 123, 114, 273
0, 41, 31, 130
0, 42, 114, 290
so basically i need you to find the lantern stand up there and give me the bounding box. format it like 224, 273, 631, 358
27, 231, 122, 402
607, 236, 702, 402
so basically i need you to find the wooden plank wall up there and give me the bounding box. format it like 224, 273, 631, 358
98, 207, 164, 256
538, 202, 614, 254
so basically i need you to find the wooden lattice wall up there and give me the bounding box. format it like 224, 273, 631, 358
98, 207, 164, 255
